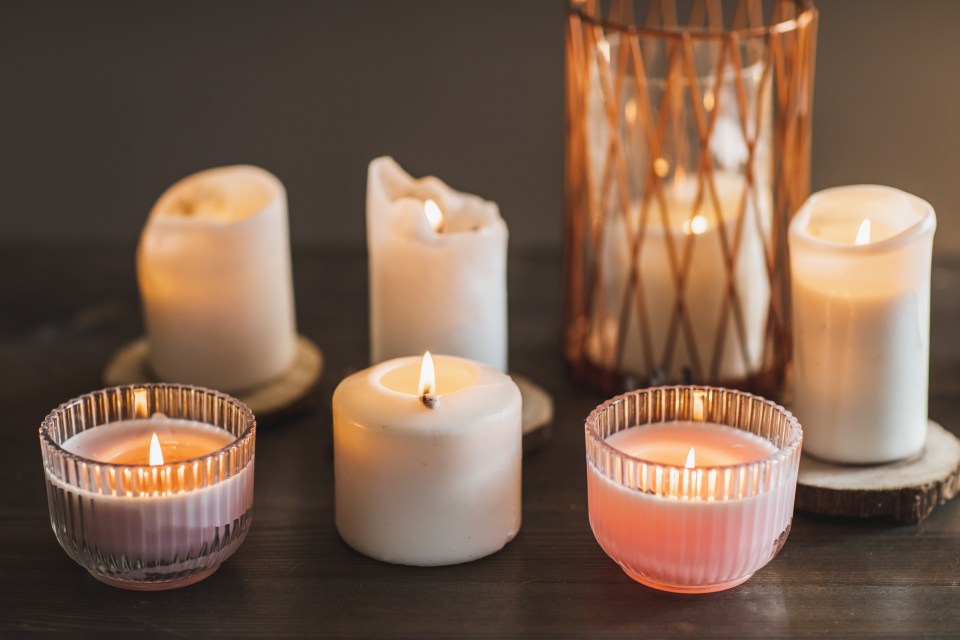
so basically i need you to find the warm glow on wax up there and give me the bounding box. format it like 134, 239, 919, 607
134, 388, 148, 419
424, 199, 445, 233
149, 433, 164, 466
684, 447, 696, 469
418, 351, 436, 396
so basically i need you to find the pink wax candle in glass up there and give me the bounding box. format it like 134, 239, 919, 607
39, 384, 256, 590
585, 386, 802, 593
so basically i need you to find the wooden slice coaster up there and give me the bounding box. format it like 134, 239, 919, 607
103, 335, 323, 420
796, 420, 960, 524
512, 374, 554, 454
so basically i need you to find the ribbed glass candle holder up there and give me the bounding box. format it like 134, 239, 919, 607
39, 384, 256, 590
585, 386, 801, 593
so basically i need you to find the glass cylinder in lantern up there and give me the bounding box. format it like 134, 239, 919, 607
563, 0, 817, 397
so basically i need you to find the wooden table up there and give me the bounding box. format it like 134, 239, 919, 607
3, 242, 959, 638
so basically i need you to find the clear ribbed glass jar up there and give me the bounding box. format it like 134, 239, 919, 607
39, 384, 256, 590
585, 386, 801, 593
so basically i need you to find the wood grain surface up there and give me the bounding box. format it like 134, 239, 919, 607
2, 243, 959, 638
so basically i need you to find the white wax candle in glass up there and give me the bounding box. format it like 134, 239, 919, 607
333, 352, 521, 566
39, 385, 256, 590
789, 185, 936, 463
590, 171, 770, 383
366, 157, 508, 371
585, 386, 802, 594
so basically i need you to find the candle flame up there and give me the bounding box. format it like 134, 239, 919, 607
653, 158, 669, 177
149, 433, 164, 466
683, 215, 708, 236
418, 351, 436, 396
424, 199, 445, 233
703, 89, 716, 112
624, 98, 637, 125
855, 219, 871, 245
134, 388, 148, 418
684, 447, 696, 469
597, 37, 611, 63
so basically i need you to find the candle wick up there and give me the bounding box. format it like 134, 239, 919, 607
419, 394, 440, 410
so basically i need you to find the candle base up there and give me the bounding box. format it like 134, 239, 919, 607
621, 567, 753, 594
89, 565, 221, 591
796, 420, 960, 524
103, 335, 323, 420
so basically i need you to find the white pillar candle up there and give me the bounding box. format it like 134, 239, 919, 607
789, 185, 936, 463
367, 157, 508, 371
333, 352, 522, 566
137, 165, 297, 392
589, 172, 769, 382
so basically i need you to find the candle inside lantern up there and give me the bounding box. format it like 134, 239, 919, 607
789, 185, 936, 463
137, 165, 297, 392
40, 385, 256, 590
589, 171, 769, 383
586, 387, 801, 594
333, 352, 521, 566
366, 157, 508, 371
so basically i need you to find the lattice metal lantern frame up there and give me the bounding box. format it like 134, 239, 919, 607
563, 0, 817, 398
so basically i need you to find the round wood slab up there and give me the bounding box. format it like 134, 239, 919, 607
796, 420, 960, 524
512, 374, 554, 454
103, 335, 323, 420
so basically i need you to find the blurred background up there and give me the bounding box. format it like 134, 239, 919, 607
2, 0, 958, 253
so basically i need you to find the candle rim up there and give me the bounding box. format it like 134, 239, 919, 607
585, 385, 801, 474
371, 353, 481, 399
789, 184, 936, 256
39, 383, 255, 471
333, 354, 520, 434
368, 156, 506, 239
146, 164, 285, 229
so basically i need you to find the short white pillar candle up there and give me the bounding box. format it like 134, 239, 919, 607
137, 165, 297, 392
366, 157, 508, 371
333, 352, 522, 566
789, 185, 936, 463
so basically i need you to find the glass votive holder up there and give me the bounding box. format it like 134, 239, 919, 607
585, 386, 802, 594
39, 384, 256, 590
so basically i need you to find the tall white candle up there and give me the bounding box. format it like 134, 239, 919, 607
367, 157, 508, 371
333, 353, 521, 566
589, 172, 769, 382
137, 165, 297, 392
789, 185, 936, 464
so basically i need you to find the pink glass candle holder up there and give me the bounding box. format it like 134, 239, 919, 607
39, 384, 256, 590
585, 386, 802, 594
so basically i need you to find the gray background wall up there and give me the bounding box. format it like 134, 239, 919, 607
2, 1, 958, 252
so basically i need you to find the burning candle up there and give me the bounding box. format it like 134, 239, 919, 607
588, 172, 769, 383
366, 157, 508, 371
333, 352, 521, 565
789, 185, 936, 463
585, 386, 802, 593
39, 385, 256, 590
137, 165, 297, 392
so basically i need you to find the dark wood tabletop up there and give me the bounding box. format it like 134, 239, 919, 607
2, 241, 959, 638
